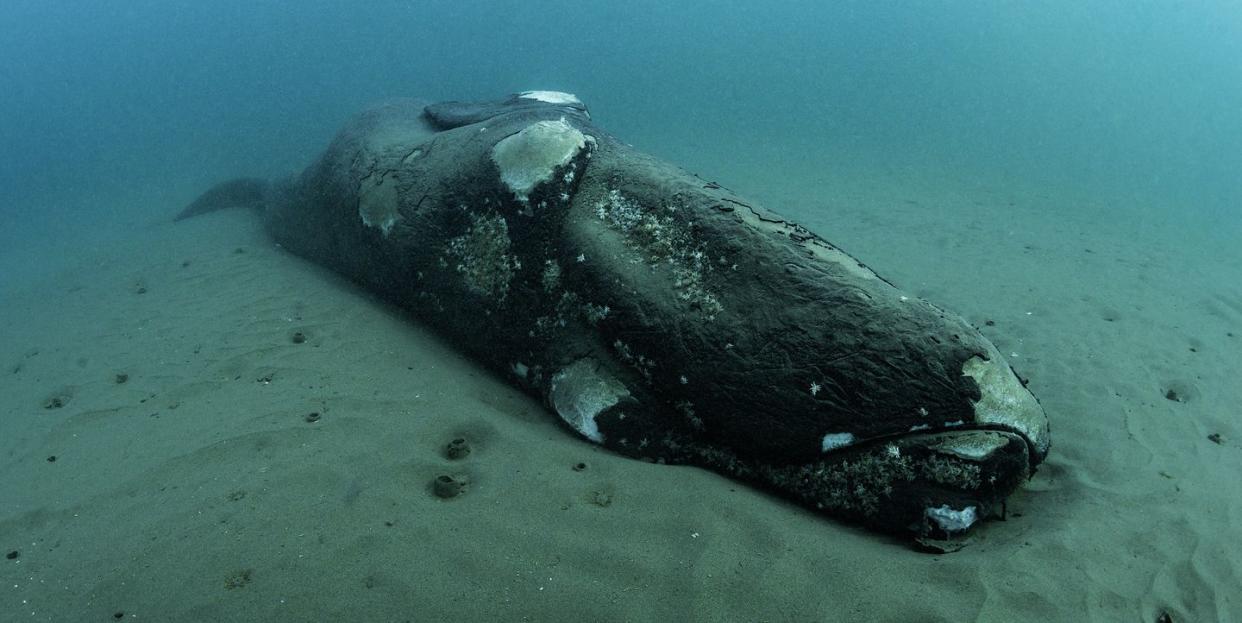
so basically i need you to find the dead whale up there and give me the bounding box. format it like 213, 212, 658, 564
177, 91, 1050, 540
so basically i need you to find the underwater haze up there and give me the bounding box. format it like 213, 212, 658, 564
3, 0, 1240, 279
3, 1, 1242, 621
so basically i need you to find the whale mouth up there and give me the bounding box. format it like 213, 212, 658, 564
770, 425, 1035, 539
881, 426, 1034, 537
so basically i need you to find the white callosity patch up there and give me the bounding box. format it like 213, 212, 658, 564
925, 504, 978, 533
491, 118, 593, 203
821, 432, 856, 452
961, 348, 1050, 457
519, 90, 582, 105
358, 171, 401, 236
549, 359, 630, 443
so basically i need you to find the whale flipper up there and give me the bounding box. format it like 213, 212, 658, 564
424, 91, 589, 130
174, 177, 269, 221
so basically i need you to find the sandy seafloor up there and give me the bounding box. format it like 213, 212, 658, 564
1, 154, 1240, 622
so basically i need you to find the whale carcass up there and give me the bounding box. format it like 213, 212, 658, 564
177, 91, 1051, 540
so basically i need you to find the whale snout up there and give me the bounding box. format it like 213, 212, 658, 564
961, 348, 1051, 467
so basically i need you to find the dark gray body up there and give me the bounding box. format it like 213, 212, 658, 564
179, 92, 1050, 540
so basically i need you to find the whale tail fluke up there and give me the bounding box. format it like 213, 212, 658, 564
174, 177, 269, 221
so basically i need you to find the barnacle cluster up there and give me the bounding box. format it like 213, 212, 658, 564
445, 211, 519, 300
594, 189, 722, 318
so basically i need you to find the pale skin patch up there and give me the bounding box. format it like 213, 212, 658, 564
358, 171, 401, 236
961, 350, 1050, 457
490, 118, 594, 203
519, 90, 582, 105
